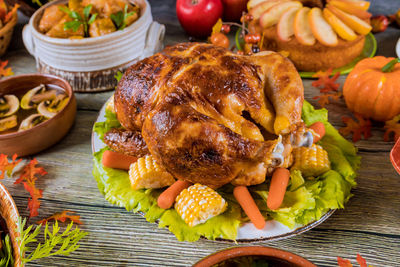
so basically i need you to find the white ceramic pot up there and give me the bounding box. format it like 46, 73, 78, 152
23, 0, 165, 92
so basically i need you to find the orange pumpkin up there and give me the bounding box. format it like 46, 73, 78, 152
343, 56, 400, 121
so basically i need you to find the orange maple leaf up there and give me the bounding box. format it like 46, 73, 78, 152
23, 182, 43, 218
337, 257, 353, 267
313, 92, 341, 108
383, 114, 400, 142
14, 158, 47, 185
312, 68, 341, 93
37, 210, 83, 225
14, 158, 47, 218
4, 4, 19, 24
356, 254, 368, 267
0, 60, 13, 77
0, 154, 22, 179
339, 114, 372, 142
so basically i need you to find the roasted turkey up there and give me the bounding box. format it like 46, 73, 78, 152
106, 43, 311, 188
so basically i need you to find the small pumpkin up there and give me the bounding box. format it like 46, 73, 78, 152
343, 56, 400, 121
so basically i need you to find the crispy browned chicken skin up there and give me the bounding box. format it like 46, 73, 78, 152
113, 43, 305, 188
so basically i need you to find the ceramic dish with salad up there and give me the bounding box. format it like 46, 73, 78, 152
92, 43, 359, 242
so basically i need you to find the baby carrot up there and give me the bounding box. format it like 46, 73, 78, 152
267, 168, 290, 210
157, 180, 192, 209
102, 150, 138, 170
309, 121, 326, 143
233, 186, 266, 230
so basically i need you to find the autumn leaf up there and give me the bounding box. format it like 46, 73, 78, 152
383, 114, 400, 142
0, 60, 13, 77
339, 114, 372, 142
312, 68, 341, 93
313, 92, 341, 108
356, 254, 368, 267
23, 182, 43, 218
15, 158, 47, 217
4, 4, 19, 23
14, 158, 47, 185
0, 154, 22, 179
337, 257, 353, 267
37, 210, 83, 225
211, 18, 223, 35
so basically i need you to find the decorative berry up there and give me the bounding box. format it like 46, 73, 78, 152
237, 50, 244, 55
244, 34, 261, 44
241, 13, 253, 23
210, 32, 230, 48
251, 44, 260, 54
371, 15, 389, 33
221, 24, 231, 34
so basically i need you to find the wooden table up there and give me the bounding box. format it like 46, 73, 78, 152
5, 0, 400, 266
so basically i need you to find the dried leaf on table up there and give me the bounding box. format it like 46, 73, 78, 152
0, 60, 13, 77
0, 153, 22, 179
37, 210, 83, 225
4, 4, 19, 23
23, 182, 43, 218
312, 68, 341, 93
337, 257, 353, 267
15, 158, 47, 217
383, 114, 400, 142
356, 254, 368, 267
313, 92, 341, 108
339, 114, 372, 142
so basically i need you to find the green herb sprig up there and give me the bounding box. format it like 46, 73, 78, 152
110, 4, 136, 30
16, 217, 88, 264
59, 4, 98, 37
0, 235, 13, 267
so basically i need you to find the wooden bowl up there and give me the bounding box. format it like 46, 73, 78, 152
0, 182, 22, 267
0, 74, 76, 156
0, 10, 17, 56
193, 246, 316, 267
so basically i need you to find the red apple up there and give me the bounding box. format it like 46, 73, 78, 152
176, 0, 224, 38
221, 0, 248, 22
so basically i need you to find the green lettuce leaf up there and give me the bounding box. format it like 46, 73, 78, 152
93, 147, 241, 242
92, 101, 359, 241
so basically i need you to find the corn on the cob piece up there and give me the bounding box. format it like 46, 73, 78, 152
129, 155, 175, 190
291, 144, 330, 177
175, 183, 227, 227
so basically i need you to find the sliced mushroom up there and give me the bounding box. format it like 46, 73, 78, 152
18, 114, 47, 132
37, 94, 69, 118
0, 95, 19, 118
0, 115, 18, 132
21, 84, 58, 110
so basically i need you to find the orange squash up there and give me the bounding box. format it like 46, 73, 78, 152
343, 56, 400, 121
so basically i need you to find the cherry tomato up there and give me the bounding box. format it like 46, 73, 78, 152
210, 32, 230, 48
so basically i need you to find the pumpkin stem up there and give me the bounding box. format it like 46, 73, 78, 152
382, 58, 400, 73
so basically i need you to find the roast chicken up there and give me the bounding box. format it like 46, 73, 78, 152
106, 43, 310, 188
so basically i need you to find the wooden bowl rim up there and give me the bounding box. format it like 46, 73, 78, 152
193, 246, 317, 267
0, 73, 75, 140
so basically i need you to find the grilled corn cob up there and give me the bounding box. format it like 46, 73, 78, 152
129, 155, 175, 190
175, 184, 227, 227
291, 144, 330, 177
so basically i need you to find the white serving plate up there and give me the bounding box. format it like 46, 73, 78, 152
91, 97, 334, 242
396, 38, 400, 58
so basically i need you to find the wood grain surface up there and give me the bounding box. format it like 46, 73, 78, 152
4, 0, 400, 266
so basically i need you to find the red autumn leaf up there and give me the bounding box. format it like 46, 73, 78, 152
4, 4, 19, 23
339, 114, 372, 142
356, 254, 368, 267
337, 257, 353, 267
313, 92, 341, 108
0, 60, 13, 77
384, 114, 400, 142
37, 210, 83, 225
15, 158, 47, 185
312, 68, 341, 93
0, 154, 22, 179
23, 182, 43, 218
